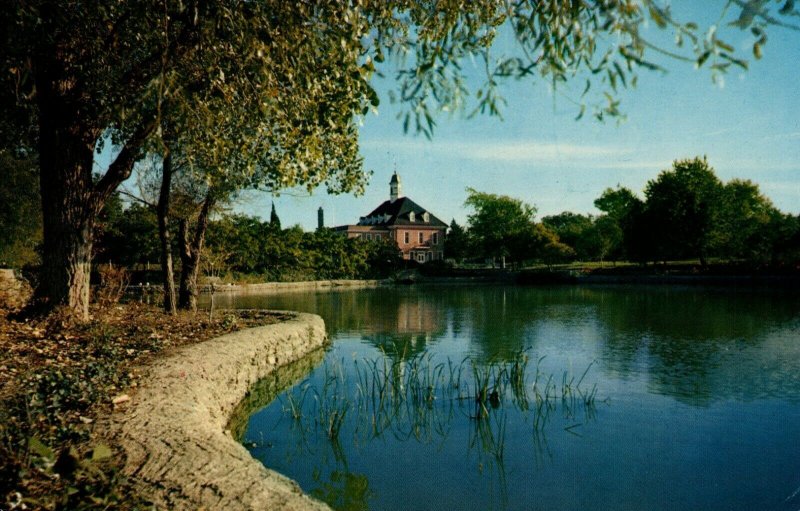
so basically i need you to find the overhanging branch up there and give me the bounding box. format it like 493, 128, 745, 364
91, 120, 157, 212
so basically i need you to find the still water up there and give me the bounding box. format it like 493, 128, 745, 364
215, 285, 800, 511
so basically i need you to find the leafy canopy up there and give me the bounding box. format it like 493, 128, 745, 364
4, 0, 798, 182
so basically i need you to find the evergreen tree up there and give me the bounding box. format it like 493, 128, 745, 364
445, 220, 470, 263
269, 203, 282, 230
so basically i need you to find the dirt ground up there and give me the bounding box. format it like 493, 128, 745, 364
0, 301, 286, 510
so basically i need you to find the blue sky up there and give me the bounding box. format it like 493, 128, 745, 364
230, 6, 800, 229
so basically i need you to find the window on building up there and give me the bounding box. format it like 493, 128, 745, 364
375, 234, 381, 240
417, 253, 425, 262
426, 251, 432, 261
418, 232, 424, 243
404, 231, 409, 244
409, 211, 415, 222
366, 233, 372, 241
432, 232, 438, 245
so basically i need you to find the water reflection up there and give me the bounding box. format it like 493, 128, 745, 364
250, 348, 599, 510
311, 470, 373, 511
219, 285, 800, 404
233, 285, 800, 511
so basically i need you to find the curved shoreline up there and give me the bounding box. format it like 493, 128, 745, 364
206, 278, 388, 295
102, 312, 331, 510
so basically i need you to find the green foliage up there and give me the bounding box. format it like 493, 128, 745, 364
531, 224, 577, 267
94, 202, 160, 268
593, 186, 644, 261
465, 188, 538, 263
445, 219, 470, 262
0, 151, 41, 268
712, 179, 777, 261
204, 217, 401, 282
458, 160, 798, 268
269, 203, 282, 230
594, 186, 642, 222
541, 212, 595, 261
643, 157, 723, 263
589, 159, 800, 266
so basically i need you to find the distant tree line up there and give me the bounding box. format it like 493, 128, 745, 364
446, 157, 800, 268
89, 198, 403, 283
4, 155, 799, 286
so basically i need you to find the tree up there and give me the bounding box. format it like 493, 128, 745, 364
594, 186, 644, 261
0, 151, 41, 268
445, 220, 470, 263
533, 224, 577, 268
541, 212, 594, 261
595, 187, 641, 224
712, 179, 776, 262
769, 213, 800, 264
269, 203, 282, 231
3, 1, 796, 318
586, 215, 624, 264
465, 188, 537, 266
94, 202, 159, 269
2, 2, 370, 318
644, 157, 723, 265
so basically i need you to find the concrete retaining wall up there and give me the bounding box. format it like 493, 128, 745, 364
206, 279, 387, 295
103, 312, 332, 510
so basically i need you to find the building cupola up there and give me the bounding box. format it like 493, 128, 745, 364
390, 172, 401, 202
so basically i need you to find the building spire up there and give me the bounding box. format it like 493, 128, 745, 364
390, 171, 401, 202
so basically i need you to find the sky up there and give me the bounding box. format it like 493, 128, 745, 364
217, 5, 800, 230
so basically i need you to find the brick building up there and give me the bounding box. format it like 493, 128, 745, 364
333, 173, 447, 263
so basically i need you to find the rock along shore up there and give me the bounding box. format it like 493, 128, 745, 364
101, 312, 332, 510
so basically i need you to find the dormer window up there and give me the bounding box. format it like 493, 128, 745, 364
422, 211, 430, 223
409, 211, 415, 222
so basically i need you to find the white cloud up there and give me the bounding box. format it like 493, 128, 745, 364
593, 159, 673, 170
361, 138, 633, 164
465, 141, 628, 162
764, 131, 800, 141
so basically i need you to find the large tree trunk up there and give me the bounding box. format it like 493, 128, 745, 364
36, 137, 96, 319
33, 85, 99, 320
32, 75, 154, 320
156, 151, 177, 314
178, 193, 214, 312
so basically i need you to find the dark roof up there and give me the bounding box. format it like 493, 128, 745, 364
359, 197, 447, 228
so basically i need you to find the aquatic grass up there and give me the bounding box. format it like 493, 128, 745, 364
276, 348, 603, 463
311, 360, 353, 440
282, 383, 311, 422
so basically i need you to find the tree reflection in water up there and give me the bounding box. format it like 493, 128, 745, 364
270, 348, 601, 507
233, 285, 800, 511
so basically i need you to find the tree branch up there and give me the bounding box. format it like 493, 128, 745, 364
117, 188, 157, 209
91, 120, 157, 212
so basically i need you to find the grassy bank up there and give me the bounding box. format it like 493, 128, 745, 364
414, 260, 800, 286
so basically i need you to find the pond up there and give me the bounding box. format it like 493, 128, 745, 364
214, 285, 800, 511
